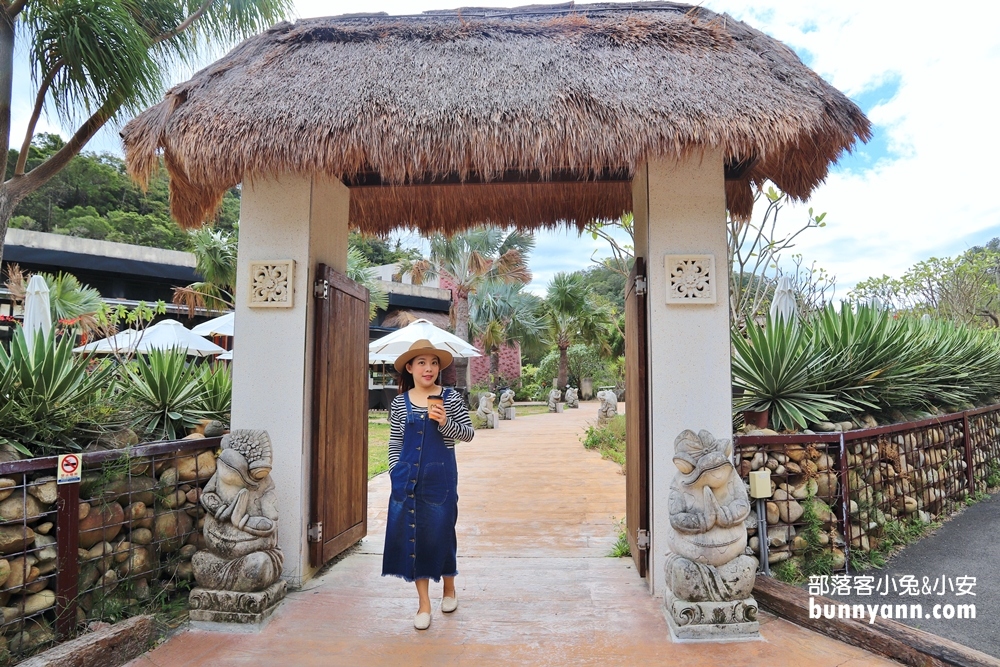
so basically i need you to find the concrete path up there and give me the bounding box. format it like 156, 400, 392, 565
130, 404, 897, 667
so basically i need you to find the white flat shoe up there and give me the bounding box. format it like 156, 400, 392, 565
414, 612, 431, 630
441, 596, 458, 613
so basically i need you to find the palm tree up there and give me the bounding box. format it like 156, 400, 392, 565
4, 264, 103, 334
346, 246, 388, 321
544, 272, 615, 390
0, 0, 291, 266
470, 282, 543, 384
173, 226, 238, 316
429, 227, 535, 388
395, 257, 436, 285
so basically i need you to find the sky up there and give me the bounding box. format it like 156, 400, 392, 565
10, 0, 1000, 297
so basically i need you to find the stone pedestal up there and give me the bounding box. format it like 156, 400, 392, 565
501, 407, 516, 420
555, 403, 564, 413
488, 413, 499, 428
663, 593, 760, 642
190, 580, 287, 630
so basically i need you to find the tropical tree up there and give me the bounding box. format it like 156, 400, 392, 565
173, 225, 238, 315
4, 264, 103, 334
469, 281, 543, 384
428, 227, 535, 387
543, 272, 615, 390
0, 0, 291, 266
346, 246, 388, 321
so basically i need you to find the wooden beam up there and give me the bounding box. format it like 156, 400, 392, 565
754, 577, 1000, 667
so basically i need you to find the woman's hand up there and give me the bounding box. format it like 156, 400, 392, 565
429, 403, 448, 426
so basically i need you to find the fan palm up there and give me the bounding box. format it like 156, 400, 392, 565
429, 227, 535, 387
4, 265, 103, 334
346, 246, 389, 321
470, 282, 544, 383
543, 272, 615, 390
173, 226, 237, 315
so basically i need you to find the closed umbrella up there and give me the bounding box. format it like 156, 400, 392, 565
22, 275, 52, 353
192, 312, 235, 337
769, 276, 798, 323
368, 318, 481, 364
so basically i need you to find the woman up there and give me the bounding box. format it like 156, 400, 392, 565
382, 339, 475, 630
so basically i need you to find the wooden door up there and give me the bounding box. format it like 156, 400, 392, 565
310, 264, 370, 567
625, 257, 650, 577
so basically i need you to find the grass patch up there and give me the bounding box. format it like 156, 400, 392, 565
849, 516, 940, 571
581, 414, 626, 469
368, 422, 390, 479
608, 517, 631, 558
517, 404, 554, 417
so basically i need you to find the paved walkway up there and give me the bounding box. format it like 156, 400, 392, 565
131, 405, 897, 667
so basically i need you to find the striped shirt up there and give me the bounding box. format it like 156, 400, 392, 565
387, 390, 475, 471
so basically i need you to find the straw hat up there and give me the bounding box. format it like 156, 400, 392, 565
393, 339, 454, 373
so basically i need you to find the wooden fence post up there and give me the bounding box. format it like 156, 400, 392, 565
55, 480, 80, 639
962, 411, 975, 496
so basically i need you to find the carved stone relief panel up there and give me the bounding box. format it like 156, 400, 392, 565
665, 254, 716, 304
249, 260, 294, 308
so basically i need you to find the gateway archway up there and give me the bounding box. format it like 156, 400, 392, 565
122, 3, 870, 596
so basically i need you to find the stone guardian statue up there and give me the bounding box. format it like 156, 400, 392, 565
663, 429, 759, 641
548, 387, 562, 412
190, 430, 286, 626
498, 389, 516, 420
564, 387, 579, 408
597, 390, 617, 424
476, 392, 498, 428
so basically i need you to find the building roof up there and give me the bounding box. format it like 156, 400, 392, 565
122, 1, 870, 231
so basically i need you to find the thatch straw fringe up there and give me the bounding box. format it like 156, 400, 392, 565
121, 2, 870, 231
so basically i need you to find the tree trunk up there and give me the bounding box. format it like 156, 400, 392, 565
490, 350, 499, 385
557, 345, 569, 391
453, 292, 470, 389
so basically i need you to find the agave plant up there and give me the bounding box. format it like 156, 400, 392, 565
197, 362, 233, 423
0, 326, 112, 455
124, 348, 210, 440
732, 317, 855, 431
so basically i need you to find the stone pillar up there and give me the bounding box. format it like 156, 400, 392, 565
632, 154, 734, 598
231, 175, 349, 585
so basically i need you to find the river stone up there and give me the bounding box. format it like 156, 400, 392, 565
805, 498, 835, 524
131, 528, 153, 545
6, 557, 37, 589
176, 450, 217, 482
34, 521, 53, 535
186, 488, 201, 505
113, 541, 132, 563
117, 547, 153, 579
134, 577, 151, 600
0, 526, 35, 555
768, 549, 792, 564
0, 478, 16, 503
767, 525, 794, 548
100, 475, 156, 506
24, 577, 49, 594
0, 559, 9, 588
158, 467, 179, 493
124, 501, 146, 524
33, 534, 56, 563
765, 501, 779, 525
154, 510, 193, 553
902, 496, 918, 513
162, 489, 187, 509
0, 493, 47, 524
0, 444, 22, 463
100, 569, 119, 593
27, 477, 57, 505
772, 488, 804, 523
78, 502, 125, 549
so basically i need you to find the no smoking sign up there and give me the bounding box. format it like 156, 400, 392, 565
57, 454, 81, 484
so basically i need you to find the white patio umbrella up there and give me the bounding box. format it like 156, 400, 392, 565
22, 275, 52, 353
368, 318, 481, 364
769, 276, 798, 323
192, 312, 235, 337
217, 349, 233, 361
75, 319, 225, 357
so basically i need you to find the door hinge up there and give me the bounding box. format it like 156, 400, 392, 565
308, 522, 323, 543
637, 529, 650, 550
314, 279, 329, 300
635, 276, 647, 296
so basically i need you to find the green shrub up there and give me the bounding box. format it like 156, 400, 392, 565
197, 362, 232, 423
581, 414, 626, 468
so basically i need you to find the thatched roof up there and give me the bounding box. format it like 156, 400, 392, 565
122, 1, 870, 232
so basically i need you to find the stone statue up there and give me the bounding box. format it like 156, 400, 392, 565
663, 429, 759, 641
190, 430, 286, 626
498, 389, 515, 410
547, 387, 562, 412
498, 389, 516, 420
565, 387, 579, 409
476, 392, 497, 428
597, 390, 617, 423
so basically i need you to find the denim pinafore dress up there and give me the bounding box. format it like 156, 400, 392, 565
381, 389, 459, 582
